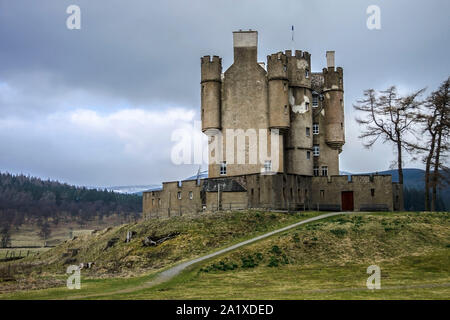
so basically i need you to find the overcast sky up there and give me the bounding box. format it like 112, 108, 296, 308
0, 0, 449, 187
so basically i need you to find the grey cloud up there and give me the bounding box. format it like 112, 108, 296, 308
0, 0, 449, 185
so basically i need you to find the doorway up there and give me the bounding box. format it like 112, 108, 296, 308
341, 191, 354, 211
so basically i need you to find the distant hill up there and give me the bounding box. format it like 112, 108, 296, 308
0, 172, 142, 228
104, 185, 161, 195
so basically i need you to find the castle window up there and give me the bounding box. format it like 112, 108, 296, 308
306, 127, 310, 137
313, 123, 319, 135
312, 95, 318, 107
313, 167, 319, 176
177, 192, 181, 200
306, 151, 311, 160
313, 145, 320, 156
321, 166, 328, 176
371, 189, 375, 197
340, 99, 343, 107
305, 69, 309, 79
220, 161, 227, 175
264, 160, 272, 173
320, 190, 325, 199
284, 105, 288, 114
305, 102, 309, 111
158, 198, 161, 205
189, 191, 193, 200
283, 65, 287, 72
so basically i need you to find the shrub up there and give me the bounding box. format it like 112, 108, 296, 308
270, 245, 281, 255
330, 228, 347, 237
241, 255, 258, 268
268, 256, 279, 267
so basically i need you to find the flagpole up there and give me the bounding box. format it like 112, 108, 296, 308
291, 25, 295, 52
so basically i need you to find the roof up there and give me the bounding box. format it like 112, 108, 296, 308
202, 178, 247, 192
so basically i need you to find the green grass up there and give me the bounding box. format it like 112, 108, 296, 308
1, 211, 449, 300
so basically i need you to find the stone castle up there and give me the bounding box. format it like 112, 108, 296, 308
143, 30, 402, 218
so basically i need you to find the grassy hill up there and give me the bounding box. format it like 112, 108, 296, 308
0, 210, 449, 299
0, 210, 316, 295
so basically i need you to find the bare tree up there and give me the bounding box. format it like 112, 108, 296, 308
0, 225, 11, 248
413, 105, 439, 210
429, 77, 450, 210
353, 86, 424, 186
38, 222, 51, 244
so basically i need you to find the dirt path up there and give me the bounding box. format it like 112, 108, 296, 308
69, 211, 352, 299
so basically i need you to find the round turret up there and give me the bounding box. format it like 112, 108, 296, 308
267, 52, 289, 130
201, 55, 222, 132
323, 66, 345, 151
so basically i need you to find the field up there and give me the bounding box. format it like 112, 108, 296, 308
0, 211, 448, 299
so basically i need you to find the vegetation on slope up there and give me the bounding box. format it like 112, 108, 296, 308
102, 211, 449, 300
0, 210, 318, 294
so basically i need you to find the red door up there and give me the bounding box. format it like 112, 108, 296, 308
341, 191, 354, 211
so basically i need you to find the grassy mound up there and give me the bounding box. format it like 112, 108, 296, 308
104, 211, 449, 299
0, 210, 317, 293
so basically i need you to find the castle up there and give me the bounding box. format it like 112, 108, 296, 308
143, 30, 402, 218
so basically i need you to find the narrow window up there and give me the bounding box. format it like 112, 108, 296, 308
313, 123, 319, 135
313, 145, 320, 156
177, 192, 181, 200
158, 198, 161, 205
321, 166, 328, 176
264, 160, 272, 173
306, 127, 310, 137
305, 69, 309, 79
320, 190, 325, 199
305, 102, 310, 111
313, 166, 319, 177
189, 191, 193, 200
371, 189, 375, 197
306, 151, 311, 160
220, 161, 227, 175
284, 105, 288, 114
312, 95, 318, 107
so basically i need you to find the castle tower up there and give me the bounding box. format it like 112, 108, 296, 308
285, 50, 313, 175
323, 51, 345, 151
201, 55, 222, 133
267, 52, 290, 130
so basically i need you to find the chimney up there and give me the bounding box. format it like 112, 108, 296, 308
232, 30, 258, 64
326, 51, 335, 69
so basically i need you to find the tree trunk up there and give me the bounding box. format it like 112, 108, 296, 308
424, 133, 436, 211
397, 141, 404, 185
431, 128, 442, 211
